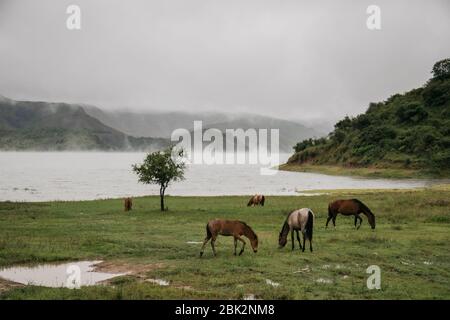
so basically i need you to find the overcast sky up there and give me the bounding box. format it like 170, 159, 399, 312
1, 0, 449, 123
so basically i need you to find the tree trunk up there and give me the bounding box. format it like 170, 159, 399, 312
160, 186, 165, 211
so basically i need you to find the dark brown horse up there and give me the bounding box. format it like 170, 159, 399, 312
326, 199, 375, 229
279, 208, 314, 252
247, 194, 265, 207
200, 219, 258, 257
124, 197, 132, 211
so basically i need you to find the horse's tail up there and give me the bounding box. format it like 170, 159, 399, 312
305, 210, 314, 241
261, 195, 265, 206
328, 203, 333, 217
247, 197, 253, 206
206, 223, 212, 239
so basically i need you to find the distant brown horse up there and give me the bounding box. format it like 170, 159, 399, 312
200, 219, 258, 257
124, 197, 133, 212
279, 208, 314, 252
326, 199, 375, 229
247, 194, 265, 207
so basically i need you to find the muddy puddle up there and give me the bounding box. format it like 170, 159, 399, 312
0, 260, 126, 288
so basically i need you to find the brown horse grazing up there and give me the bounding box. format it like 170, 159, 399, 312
124, 197, 132, 212
247, 194, 265, 207
200, 219, 258, 257
326, 199, 376, 230
279, 208, 314, 252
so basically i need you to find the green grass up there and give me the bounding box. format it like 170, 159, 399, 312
278, 163, 436, 179
1, 187, 450, 299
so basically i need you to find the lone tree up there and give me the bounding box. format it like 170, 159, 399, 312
132, 146, 186, 211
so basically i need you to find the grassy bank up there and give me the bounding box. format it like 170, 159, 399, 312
1, 187, 450, 299
278, 163, 441, 179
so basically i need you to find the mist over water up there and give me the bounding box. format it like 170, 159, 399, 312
0, 152, 440, 202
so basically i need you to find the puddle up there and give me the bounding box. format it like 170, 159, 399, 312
293, 266, 310, 273
315, 278, 333, 284
146, 278, 170, 286
296, 192, 327, 196
0, 260, 126, 288
265, 279, 280, 287
243, 294, 256, 300
186, 241, 203, 244
423, 261, 433, 265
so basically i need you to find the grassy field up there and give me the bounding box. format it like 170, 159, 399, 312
278, 163, 441, 179
1, 186, 450, 299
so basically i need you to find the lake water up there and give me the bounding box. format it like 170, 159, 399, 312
0, 152, 443, 202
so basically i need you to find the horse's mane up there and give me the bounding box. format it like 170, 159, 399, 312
239, 221, 258, 240
280, 220, 290, 236
352, 199, 374, 216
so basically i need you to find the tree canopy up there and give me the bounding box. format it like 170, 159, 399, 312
432, 58, 450, 80
133, 146, 186, 211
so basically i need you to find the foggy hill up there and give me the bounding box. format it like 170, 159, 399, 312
0, 96, 168, 151
84, 107, 325, 152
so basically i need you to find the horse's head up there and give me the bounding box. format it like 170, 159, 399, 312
278, 221, 289, 248
278, 232, 287, 248
250, 235, 258, 253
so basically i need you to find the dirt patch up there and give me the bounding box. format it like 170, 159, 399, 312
95, 261, 200, 292
0, 277, 24, 293
94, 260, 165, 279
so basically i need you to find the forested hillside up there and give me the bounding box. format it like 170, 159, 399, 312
287, 59, 450, 176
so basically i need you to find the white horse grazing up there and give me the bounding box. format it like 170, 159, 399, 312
278, 208, 314, 252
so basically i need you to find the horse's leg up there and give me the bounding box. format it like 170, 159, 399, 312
296, 230, 302, 250
325, 216, 332, 228
236, 236, 246, 255
291, 229, 295, 251
210, 235, 217, 256
332, 214, 337, 229
309, 237, 313, 252
354, 215, 358, 229
200, 234, 211, 257
357, 215, 363, 230
233, 237, 238, 256
302, 232, 306, 253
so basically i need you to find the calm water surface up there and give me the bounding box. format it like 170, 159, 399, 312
0, 152, 443, 201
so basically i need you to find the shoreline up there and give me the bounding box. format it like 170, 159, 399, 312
278, 163, 449, 180
2, 184, 450, 203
